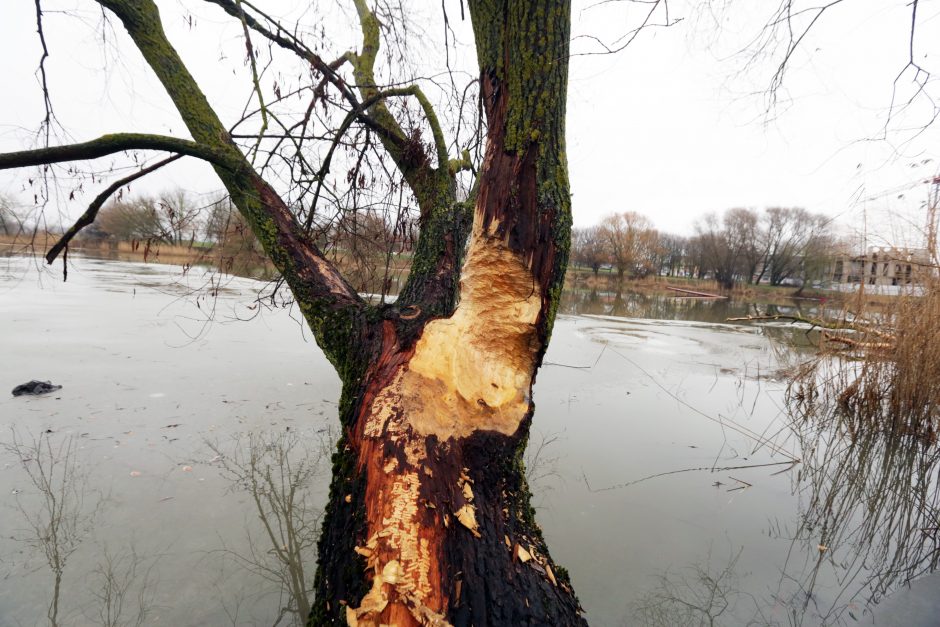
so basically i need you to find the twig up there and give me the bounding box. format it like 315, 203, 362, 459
582, 460, 798, 492
45, 154, 182, 264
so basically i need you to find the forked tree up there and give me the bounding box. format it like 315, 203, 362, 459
0, 0, 584, 625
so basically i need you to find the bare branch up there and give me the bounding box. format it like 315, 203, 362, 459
200, 0, 359, 106
33, 0, 55, 142
96, 0, 366, 364
0, 133, 237, 171
574, 0, 682, 57
233, 0, 268, 162
349, 0, 453, 210
45, 154, 183, 265
302, 85, 448, 233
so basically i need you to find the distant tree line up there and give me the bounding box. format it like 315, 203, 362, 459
8, 189, 834, 292
78, 189, 413, 293
573, 207, 834, 289
78, 189, 410, 254
3, 186, 418, 292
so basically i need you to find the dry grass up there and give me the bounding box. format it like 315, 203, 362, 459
790, 268, 940, 443
0, 231, 57, 253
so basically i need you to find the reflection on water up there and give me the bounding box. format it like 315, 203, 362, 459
0, 256, 937, 626
776, 380, 940, 625
629, 419, 940, 626
560, 287, 829, 350
207, 429, 333, 626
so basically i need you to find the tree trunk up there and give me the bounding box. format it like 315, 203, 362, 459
0, 0, 585, 623
313, 302, 584, 626
311, 2, 584, 625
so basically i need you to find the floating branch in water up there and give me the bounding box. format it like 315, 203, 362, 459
581, 460, 799, 493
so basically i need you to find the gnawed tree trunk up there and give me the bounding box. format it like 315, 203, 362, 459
0, 0, 584, 624
314, 3, 583, 624
315, 236, 581, 625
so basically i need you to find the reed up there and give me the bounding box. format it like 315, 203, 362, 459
790, 198, 940, 443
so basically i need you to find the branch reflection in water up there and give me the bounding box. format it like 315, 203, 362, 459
781, 357, 940, 623
205, 428, 333, 626
2, 428, 157, 627
630, 357, 940, 626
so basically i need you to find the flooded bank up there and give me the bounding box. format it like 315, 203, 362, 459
1, 255, 936, 625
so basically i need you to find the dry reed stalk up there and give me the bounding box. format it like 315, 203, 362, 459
790, 191, 940, 442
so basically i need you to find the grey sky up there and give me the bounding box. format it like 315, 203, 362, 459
1, 0, 938, 243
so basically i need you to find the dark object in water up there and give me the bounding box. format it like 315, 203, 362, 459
11, 380, 62, 397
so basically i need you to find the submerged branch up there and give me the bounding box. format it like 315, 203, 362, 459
726, 313, 846, 329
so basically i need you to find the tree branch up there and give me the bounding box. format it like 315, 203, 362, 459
349, 0, 453, 211
95, 0, 366, 366
0, 133, 237, 171
34, 0, 55, 142
302, 85, 449, 233
45, 154, 183, 265
726, 312, 841, 329
200, 0, 360, 107
203, 0, 468, 318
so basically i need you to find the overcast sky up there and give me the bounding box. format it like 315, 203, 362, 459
2, 0, 938, 244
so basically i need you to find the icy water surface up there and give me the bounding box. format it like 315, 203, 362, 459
1, 255, 937, 626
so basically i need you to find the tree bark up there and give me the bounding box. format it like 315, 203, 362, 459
313, 2, 584, 625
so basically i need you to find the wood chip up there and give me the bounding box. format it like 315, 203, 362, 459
382, 560, 404, 585
455, 504, 481, 537
546, 564, 557, 586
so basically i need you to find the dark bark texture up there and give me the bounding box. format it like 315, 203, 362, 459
312, 2, 582, 625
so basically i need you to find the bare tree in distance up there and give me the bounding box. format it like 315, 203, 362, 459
691, 206, 831, 288
154, 188, 202, 246
655, 232, 689, 277
693, 210, 752, 289
572, 225, 608, 276
94, 190, 204, 247
202, 193, 271, 276
96, 198, 168, 244
599, 211, 661, 280
757, 207, 831, 286
0, 194, 26, 237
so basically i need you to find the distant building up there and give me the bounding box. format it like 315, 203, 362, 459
830, 246, 932, 288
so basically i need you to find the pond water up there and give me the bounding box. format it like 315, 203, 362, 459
0, 255, 937, 626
